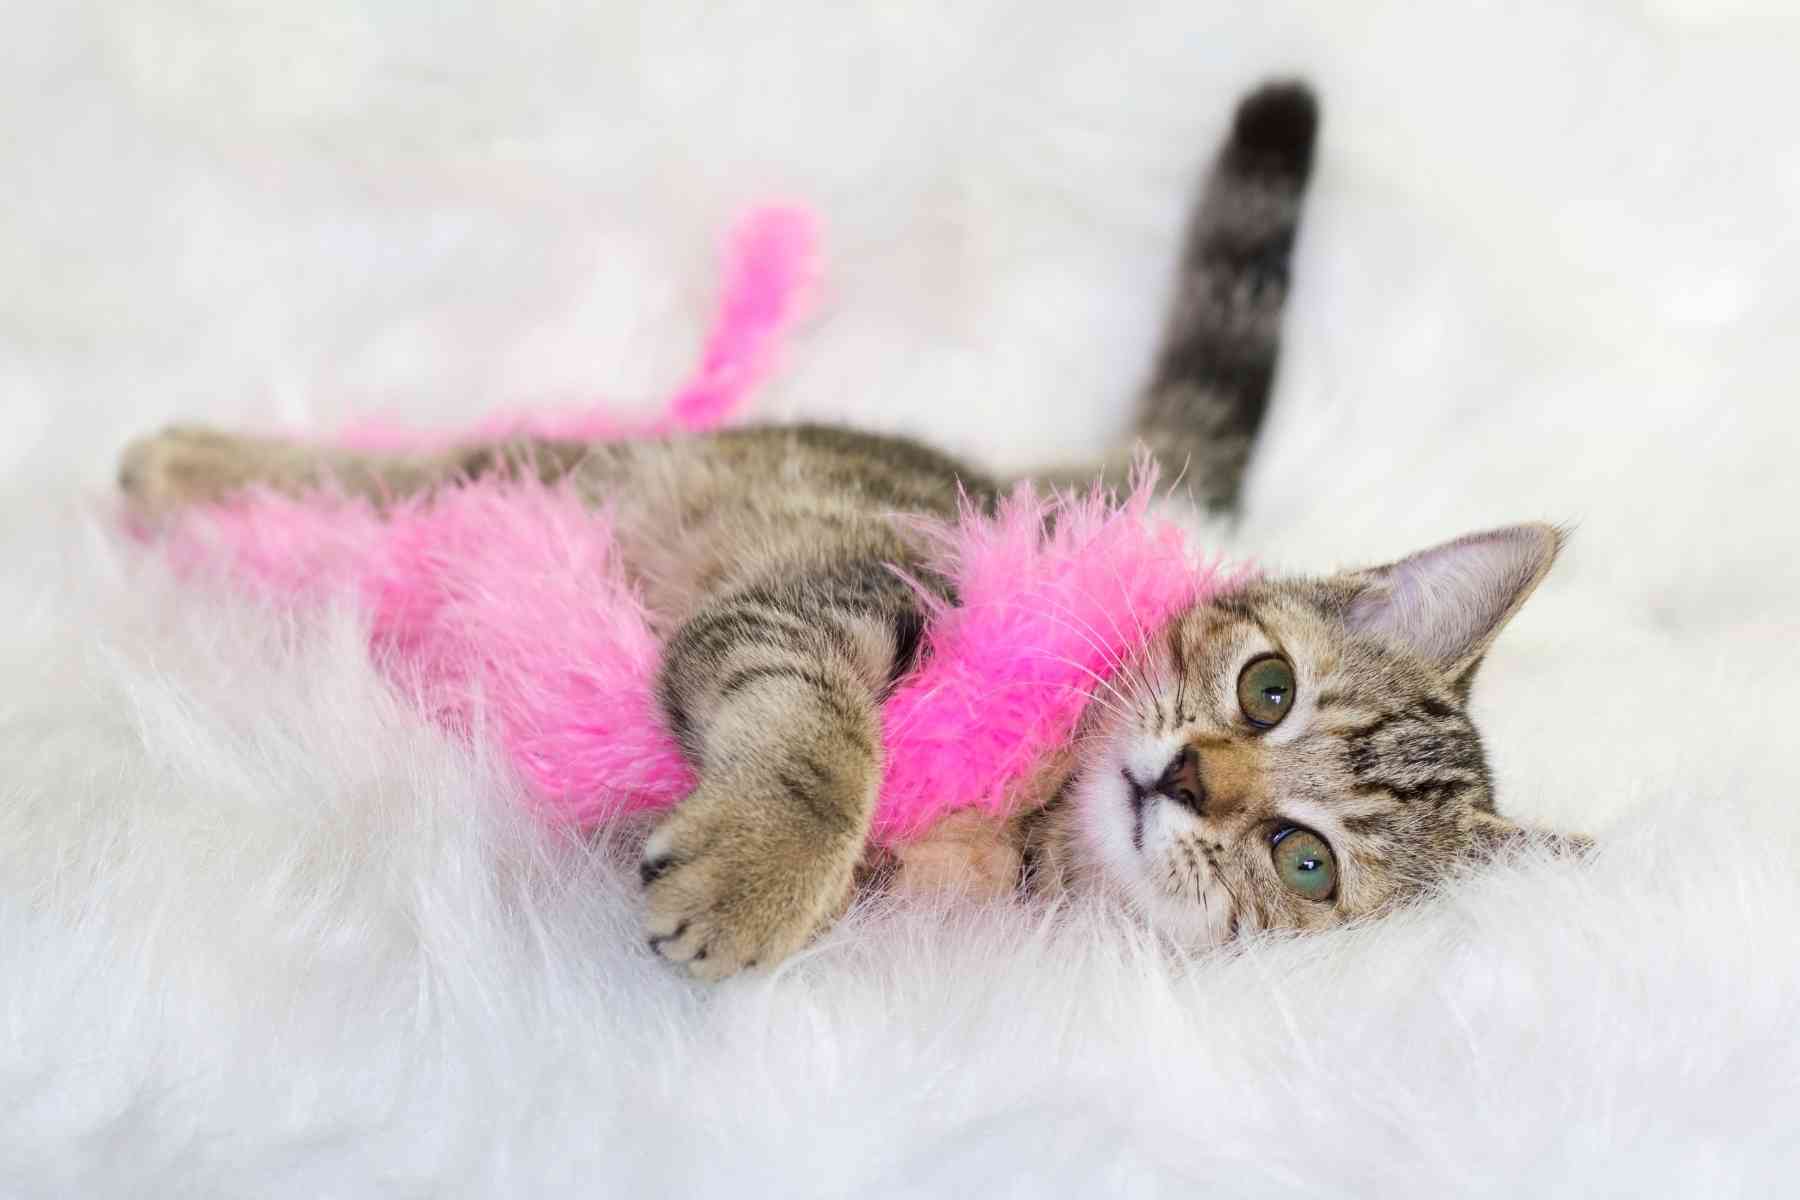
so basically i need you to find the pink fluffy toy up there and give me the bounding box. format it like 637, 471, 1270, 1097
155, 206, 1239, 848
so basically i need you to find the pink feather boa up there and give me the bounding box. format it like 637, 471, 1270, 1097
153, 207, 1240, 845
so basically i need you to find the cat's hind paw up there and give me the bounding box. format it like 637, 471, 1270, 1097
118, 425, 291, 517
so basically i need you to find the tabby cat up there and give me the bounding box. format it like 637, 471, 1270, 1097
118, 82, 1585, 981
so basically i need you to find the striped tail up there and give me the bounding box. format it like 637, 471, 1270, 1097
1134, 80, 1319, 511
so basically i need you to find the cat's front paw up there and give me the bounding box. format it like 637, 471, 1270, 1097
640, 780, 863, 982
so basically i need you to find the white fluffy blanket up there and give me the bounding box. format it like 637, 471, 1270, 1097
5, 2, 1798, 1194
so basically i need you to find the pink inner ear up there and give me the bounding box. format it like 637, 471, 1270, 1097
1346, 526, 1554, 671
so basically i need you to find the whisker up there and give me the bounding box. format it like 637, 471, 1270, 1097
1105, 557, 1153, 656
1027, 652, 1141, 724
1035, 588, 1159, 711
1067, 571, 1140, 675
1022, 602, 1131, 676
878, 675, 1096, 741
1203, 847, 1248, 940
1030, 596, 1155, 715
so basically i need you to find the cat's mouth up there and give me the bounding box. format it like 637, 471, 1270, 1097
1120, 757, 1204, 855
1122, 767, 1153, 852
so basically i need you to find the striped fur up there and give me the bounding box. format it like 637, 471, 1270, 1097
122, 420, 990, 979
1025, 530, 1587, 944
1138, 80, 1317, 509
118, 80, 1582, 977
1052, 80, 1318, 509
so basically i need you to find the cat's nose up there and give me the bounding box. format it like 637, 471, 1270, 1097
1154, 747, 1205, 813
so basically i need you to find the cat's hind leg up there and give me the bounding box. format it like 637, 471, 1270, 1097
118, 425, 589, 518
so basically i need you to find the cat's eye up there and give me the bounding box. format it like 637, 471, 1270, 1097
1270, 826, 1336, 901
1236, 654, 1295, 728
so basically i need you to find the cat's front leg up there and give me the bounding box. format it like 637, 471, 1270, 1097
642, 566, 915, 980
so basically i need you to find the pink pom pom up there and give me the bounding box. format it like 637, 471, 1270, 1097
665, 204, 818, 431
335, 202, 817, 453
168, 483, 692, 823
164, 473, 1238, 839
146, 207, 1242, 843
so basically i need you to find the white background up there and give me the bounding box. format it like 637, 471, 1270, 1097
4, 1, 1798, 1193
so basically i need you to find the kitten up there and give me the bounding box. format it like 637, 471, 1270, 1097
118, 82, 1585, 981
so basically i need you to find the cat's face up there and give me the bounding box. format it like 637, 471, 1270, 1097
1062, 524, 1582, 943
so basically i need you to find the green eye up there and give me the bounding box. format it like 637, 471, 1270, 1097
1237, 654, 1296, 728
1271, 827, 1336, 901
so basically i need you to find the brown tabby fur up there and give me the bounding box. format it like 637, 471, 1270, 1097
117, 83, 1585, 981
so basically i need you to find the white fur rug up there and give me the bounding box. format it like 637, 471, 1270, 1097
6, 1, 1799, 1194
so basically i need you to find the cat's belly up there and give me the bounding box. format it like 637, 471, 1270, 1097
569, 425, 981, 630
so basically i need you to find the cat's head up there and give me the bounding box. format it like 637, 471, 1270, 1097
1062, 523, 1586, 942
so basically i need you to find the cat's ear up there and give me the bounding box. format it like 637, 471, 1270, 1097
1465, 809, 1594, 859
1339, 523, 1562, 696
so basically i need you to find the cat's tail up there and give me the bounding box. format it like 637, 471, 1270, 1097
1132, 79, 1319, 512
